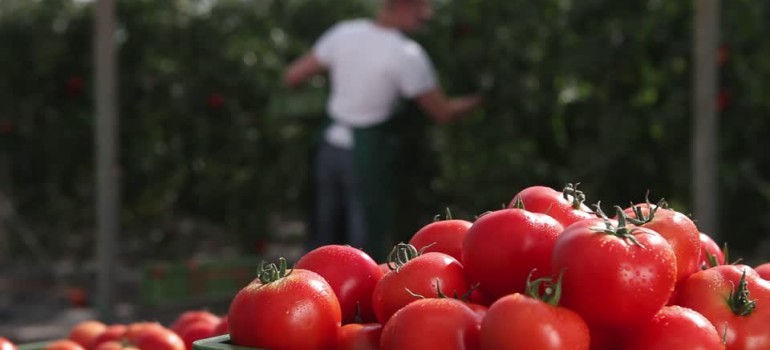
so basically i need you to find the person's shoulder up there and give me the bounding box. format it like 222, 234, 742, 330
396, 37, 429, 60
329, 18, 373, 34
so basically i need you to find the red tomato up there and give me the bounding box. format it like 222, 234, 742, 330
622, 305, 722, 350
510, 183, 594, 227
380, 298, 480, 350
552, 215, 677, 330
0, 337, 17, 350
89, 325, 127, 350
336, 323, 382, 350
674, 265, 770, 349
68, 321, 107, 348
212, 316, 228, 336
623, 203, 701, 283
170, 311, 220, 335
179, 320, 216, 350
132, 327, 185, 350
295, 245, 384, 324
93, 341, 138, 350
408, 217, 472, 263
228, 259, 341, 350
462, 208, 564, 301
378, 263, 391, 275
700, 232, 725, 268
754, 263, 770, 281
44, 340, 84, 350
480, 293, 589, 350
124, 322, 164, 344
372, 245, 471, 324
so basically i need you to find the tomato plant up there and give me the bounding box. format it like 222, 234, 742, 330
380, 298, 480, 350
623, 200, 701, 283
621, 305, 722, 350
552, 207, 677, 330
336, 323, 382, 350
480, 273, 589, 350
408, 211, 472, 263
372, 244, 471, 324
674, 265, 770, 350
510, 183, 594, 227
296, 244, 384, 324
228, 258, 341, 350
462, 204, 564, 301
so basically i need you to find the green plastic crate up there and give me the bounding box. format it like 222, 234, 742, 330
17, 341, 51, 350
193, 335, 267, 350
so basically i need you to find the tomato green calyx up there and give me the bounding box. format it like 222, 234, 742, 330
525, 269, 564, 307
591, 203, 645, 248
562, 182, 587, 210
387, 243, 421, 272
727, 270, 756, 317
625, 192, 667, 226
704, 251, 720, 269
433, 207, 454, 222
257, 257, 293, 284
511, 196, 526, 209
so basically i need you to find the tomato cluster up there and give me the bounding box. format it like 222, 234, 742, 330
224, 183, 770, 350
0, 310, 228, 350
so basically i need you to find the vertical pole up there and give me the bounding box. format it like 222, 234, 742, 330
692, 0, 720, 239
94, 0, 119, 322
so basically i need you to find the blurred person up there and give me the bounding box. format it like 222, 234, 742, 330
284, 0, 483, 261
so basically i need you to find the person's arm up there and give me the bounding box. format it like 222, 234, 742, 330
414, 87, 484, 124
283, 53, 326, 89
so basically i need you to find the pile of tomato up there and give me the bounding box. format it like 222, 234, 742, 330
0, 310, 227, 350
226, 183, 770, 350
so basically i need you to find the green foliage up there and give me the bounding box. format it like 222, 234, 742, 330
1, 0, 769, 260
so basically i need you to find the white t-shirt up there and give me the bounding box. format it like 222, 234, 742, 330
314, 19, 437, 148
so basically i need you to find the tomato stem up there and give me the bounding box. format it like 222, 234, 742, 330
562, 182, 587, 210
257, 257, 293, 284
387, 243, 420, 272
511, 196, 525, 209
727, 269, 756, 317
591, 203, 646, 248
625, 191, 668, 226
525, 269, 564, 307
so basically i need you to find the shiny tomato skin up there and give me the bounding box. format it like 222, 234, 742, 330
462, 208, 564, 301
0, 337, 17, 350
552, 218, 677, 330
228, 269, 341, 350
511, 185, 594, 227
132, 327, 185, 350
179, 321, 216, 350
68, 321, 107, 348
409, 219, 472, 263
700, 232, 726, 268
372, 252, 470, 324
336, 323, 381, 350
380, 298, 480, 350
755, 263, 770, 281
212, 316, 228, 336
295, 245, 384, 324
623, 204, 701, 283
621, 306, 722, 350
674, 265, 770, 350
480, 293, 589, 350
89, 325, 127, 350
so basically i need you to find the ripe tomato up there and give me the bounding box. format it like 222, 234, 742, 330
179, 321, 216, 350
90, 325, 127, 349
552, 214, 677, 330
170, 310, 220, 335
228, 259, 341, 350
623, 203, 701, 283
700, 232, 725, 268
462, 207, 564, 301
380, 298, 480, 350
674, 265, 770, 349
68, 321, 107, 348
132, 326, 184, 350
510, 183, 594, 227
755, 263, 770, 281
372, 245, 470, 324
124, 322, 164, 344
0, 337, 17, 350
621, 305, 722, 350
296, 245, 384, 324
408, 216, 472, 263
480, 293, 589, 350
212, 316, 228, 336
93, 341, 138, 350
44, 340, 84, 350
336, 323, 382, 350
